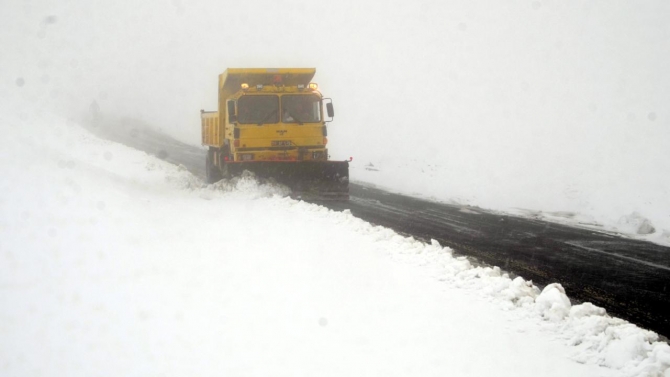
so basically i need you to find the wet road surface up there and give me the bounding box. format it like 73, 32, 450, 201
85, 118, 670, 339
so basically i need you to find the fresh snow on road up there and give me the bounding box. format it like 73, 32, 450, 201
2, 105, 669, 376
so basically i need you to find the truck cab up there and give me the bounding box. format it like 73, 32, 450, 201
201, 68, 347, 200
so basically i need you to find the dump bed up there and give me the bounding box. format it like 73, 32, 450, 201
201, 111, 221, 147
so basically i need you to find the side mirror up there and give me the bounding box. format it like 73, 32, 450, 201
227, 101, 237, 123
326, 103, 334, 118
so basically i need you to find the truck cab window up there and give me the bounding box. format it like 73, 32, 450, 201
238, 95, 279, 124
282, 95, 321, 123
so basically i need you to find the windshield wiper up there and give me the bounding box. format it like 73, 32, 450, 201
257, 109, 278, 126
287, 110, 304, 125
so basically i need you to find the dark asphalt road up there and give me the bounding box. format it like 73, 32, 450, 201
85, 117, 670, 339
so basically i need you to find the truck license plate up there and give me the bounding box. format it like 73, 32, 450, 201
271, 140, 292, 147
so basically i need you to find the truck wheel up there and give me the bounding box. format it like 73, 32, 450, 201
206, 149, 223, 184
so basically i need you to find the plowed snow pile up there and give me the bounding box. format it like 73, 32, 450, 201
1, 107, 669, 376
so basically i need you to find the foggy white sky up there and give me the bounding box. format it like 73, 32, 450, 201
2, 0, 669, 236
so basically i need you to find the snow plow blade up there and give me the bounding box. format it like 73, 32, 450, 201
227, 161, 349, 200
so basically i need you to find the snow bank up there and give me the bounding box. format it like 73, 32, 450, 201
1, 106, 668, 376
207, 171, 291, 199
280, 201, 670, 376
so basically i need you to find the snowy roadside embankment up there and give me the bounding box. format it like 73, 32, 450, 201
313, 210, 670, 376
1, 107, 669, 376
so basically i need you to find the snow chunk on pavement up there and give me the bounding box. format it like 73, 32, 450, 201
535, 283, 572, 322
618, 212, 656, 235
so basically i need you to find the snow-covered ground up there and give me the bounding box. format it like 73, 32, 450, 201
2, 100, 670, 376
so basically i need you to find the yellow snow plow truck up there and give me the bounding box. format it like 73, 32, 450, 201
201, 68, 349, 200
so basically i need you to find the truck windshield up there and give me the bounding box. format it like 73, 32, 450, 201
238, 95, 279, 124
282, 95, 321, 124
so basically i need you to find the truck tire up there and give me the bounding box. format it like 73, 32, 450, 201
206, 149, 223, 184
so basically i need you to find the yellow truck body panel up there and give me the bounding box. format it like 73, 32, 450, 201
200, 111, 221, 146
